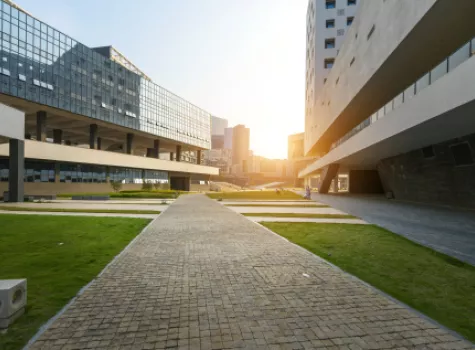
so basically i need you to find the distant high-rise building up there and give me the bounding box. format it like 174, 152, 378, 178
211, 135, 225, 149
231, 124, 250, 168
224, 127, 233, 150
305, 0, 359, 130
211, 116, 228, 136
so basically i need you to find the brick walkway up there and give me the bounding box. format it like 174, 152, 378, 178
30, 195, 473, 349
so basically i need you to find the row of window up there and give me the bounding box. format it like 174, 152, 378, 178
325, 17, 354, 29
325, 0, 357, 10
0, 159, 170, 184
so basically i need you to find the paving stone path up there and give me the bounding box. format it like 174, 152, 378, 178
30, 195, 473, 349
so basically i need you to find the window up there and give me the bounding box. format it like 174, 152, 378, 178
325, 0, 336, 9
347, 17, 354, 26
367, 25, 375, 40
325, 38, 335, 49
450, 143, 474, 166
422, 146, 435, 159
337, 29, 345, 36
324, 58, 335, 69
326, 19, 335, 28
348, 0, 357, 5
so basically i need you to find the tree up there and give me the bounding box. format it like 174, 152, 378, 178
110, 180, 123, 193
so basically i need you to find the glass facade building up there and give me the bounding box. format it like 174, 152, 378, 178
0, 0, 211, 149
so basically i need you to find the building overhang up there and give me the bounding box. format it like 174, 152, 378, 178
0, 140, 219, 176
300, 55, 475, 178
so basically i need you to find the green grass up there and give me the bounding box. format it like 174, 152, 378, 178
242, 213, 357, 219
225, 204, 329, 208
57, 190, 181, 199
0, 215, 150, 350
207, 190, 304, 200
0, 206, 161, 214
262, 222, 475, 342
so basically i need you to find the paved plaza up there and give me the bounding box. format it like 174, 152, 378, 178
308, 193, 475, 266
29, 195, 472, 349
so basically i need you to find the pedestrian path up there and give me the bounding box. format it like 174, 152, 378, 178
29, 194, 472, 349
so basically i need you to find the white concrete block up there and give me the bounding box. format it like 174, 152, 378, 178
0, 279, 27, 328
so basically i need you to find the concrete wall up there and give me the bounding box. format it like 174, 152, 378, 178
378, 133, 475, 209
0, 182, 143, 196
0, 103, 24, 140
0, 140, 219, 176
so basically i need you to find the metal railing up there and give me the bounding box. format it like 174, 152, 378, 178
330, 37, 475, 151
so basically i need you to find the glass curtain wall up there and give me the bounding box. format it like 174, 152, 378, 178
0, 0, 210, 149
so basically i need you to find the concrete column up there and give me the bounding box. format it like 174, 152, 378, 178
126, 133, 134, 154
331, 176, 339, 193
197, 150, 202, 165
153, 139, 160, 158
53, 129, 62, 144
8, 139, 24, 202
54, 162, 60, 183
170, 152, 174, 161
36, 111, 47, 141
89, 124, 98, 149
97, 137, 102, 150
176, 145, 182, 162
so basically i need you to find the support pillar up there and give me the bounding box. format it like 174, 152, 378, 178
89, 124, 98, 149
126, 133, 134, 154
97, 137, 102, 150
53, 129, 62, 144
153, 139, 160, 159
176, 145, 182, 162
170, 152, 174, 161
8, 139, 24, 202
54, 162, 60, 183
331, 175, 339, 193
36, 111, 47, 141
197, 150, 202, 165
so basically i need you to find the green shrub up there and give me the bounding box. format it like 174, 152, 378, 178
142, 180, 153, 191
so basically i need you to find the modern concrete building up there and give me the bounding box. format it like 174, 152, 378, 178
305, 0, 359, 130
300, 0, 475, 208
231, 124, 250, 170
0, 0, 218, 200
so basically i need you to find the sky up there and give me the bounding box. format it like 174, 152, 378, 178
16, 0, 307, 159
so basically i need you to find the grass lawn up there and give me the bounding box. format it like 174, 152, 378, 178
225, 204, 329, 208
207, 191, 304, 200
0, 206, 161, 215
262, 222, 475, 342
242, 213, 357, 219
0, 215, 150, 350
